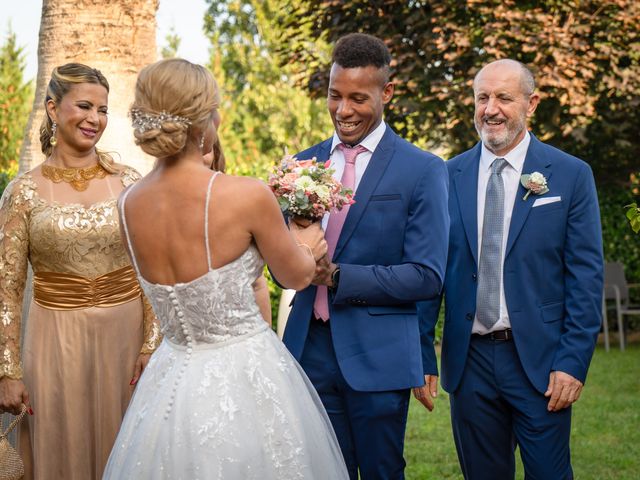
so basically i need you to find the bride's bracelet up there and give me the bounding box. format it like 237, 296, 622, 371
297, 243, 314, 258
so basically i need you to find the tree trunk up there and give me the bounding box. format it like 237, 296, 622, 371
19, 0, 159, 174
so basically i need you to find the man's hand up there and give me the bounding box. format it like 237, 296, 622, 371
545, 370, 583, 411
412, 374, 438, 411
313, 255, 337, 286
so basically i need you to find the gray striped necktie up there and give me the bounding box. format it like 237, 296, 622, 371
476, 158, 508, 329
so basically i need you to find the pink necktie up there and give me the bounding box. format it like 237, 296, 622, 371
313, 143, 368, 321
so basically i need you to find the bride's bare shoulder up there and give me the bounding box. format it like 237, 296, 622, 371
216, 174, 273, 200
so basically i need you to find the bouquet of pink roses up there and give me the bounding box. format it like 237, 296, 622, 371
268, 155, 355, 221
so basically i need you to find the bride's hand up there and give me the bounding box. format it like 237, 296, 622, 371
289, 221, 328, 261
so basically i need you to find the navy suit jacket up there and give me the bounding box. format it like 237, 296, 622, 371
419, 135, 603, 394
283, 126, 449, 392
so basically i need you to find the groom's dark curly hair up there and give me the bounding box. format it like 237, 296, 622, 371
332, 33, 391, 83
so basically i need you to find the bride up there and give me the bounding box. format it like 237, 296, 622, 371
103, 58, 348, 479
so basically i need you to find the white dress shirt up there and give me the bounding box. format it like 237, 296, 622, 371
321, 121, 386, 230
472, 131, 531, 334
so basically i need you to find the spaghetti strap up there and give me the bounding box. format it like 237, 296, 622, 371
204, 172, 220, 271
118, 185, 141, 276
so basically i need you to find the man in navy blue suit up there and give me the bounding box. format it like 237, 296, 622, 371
283, 34, 449, 479
420, 59, 603, 479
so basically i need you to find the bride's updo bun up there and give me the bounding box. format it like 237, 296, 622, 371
131, 58, 220, 158
132, 114, 189, 158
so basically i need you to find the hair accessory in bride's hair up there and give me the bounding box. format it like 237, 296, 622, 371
130, 108, 192, 134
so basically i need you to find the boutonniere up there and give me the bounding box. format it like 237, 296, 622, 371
520, 172, 549, 200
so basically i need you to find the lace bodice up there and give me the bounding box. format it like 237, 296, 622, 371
120, 173, 267, 347
139, 246, 265, 346
1, 172, 140, 279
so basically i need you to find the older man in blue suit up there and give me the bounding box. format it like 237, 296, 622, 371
283, 34, 449, 479
420, 59, 603, 479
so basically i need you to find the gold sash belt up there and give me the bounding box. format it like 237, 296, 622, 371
33, 265, 141, 310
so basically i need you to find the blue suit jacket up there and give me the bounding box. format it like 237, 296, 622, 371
283, 126, 449, 392
419, 135, 603, 394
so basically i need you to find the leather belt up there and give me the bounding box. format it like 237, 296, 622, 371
472, 328, 513, 341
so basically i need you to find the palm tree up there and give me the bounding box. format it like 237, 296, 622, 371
19, 0, 159, 174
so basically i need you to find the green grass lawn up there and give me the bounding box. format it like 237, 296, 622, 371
404, 343, 640, 479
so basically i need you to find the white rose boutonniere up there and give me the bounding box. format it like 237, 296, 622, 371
520, 172, 549, 200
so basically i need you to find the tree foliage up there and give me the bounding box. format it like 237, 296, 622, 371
282, 0, 640, 185
203, 0, 333, 180
600, 187, 640, 284
161, 27, 181, 59
626, 203, 640, 234
0, 28, 32, 173
626, 172, 640, 234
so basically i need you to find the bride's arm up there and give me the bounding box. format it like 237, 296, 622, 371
245, 181, 326, 291
252, 275, 272, 326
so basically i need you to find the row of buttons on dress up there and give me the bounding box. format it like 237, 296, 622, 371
164, 285, 193, 420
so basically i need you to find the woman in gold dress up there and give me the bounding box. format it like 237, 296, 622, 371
0, 63, 161, 479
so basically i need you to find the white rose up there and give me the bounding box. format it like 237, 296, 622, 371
529, 172, 546, 186
312, 184, 330, 201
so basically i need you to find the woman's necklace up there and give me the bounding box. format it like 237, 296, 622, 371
41, 162, 108, 192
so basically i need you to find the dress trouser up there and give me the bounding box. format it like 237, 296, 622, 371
450, 335, 573, 480
300, 320, 411, 480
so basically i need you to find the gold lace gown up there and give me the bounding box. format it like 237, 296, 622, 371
0, 165, 161, 480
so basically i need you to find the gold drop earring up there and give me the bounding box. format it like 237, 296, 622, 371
50, 122, 58, 147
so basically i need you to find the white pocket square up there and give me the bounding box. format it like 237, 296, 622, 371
532, 196, 561, 207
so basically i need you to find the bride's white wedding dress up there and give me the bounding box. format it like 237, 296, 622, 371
103, 173, 348, 479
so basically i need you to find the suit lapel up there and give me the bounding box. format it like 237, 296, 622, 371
453, 144, 481, 265
505, 135, 552, 257
333, 127, 395, 260
314, 139, 332, 163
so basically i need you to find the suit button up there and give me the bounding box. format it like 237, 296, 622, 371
465, 313, 473, 320
472, 273, 477, 281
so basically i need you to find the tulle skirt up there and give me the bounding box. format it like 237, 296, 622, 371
103, 324, 348, 479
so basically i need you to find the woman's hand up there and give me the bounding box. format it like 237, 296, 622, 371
289, 221, 328, 261
0, 377, 33, 415
130, 353, 152, 386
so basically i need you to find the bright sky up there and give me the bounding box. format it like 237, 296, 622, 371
2, 0, 211, 81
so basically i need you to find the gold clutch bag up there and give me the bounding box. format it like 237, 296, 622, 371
0, 405, 27, 480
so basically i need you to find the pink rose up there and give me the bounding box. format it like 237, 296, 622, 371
281, 173, 299, 184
